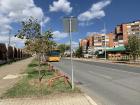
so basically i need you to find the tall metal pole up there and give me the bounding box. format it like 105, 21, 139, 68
41, 17, 43, 36
69, 17, 74, 90
104, 23, 107, 60
8, 29, 11, 46
7, 29, 11, 63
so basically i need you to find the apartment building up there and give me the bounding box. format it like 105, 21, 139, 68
79, 39, 88, 54
80, 33, 114, 54
114, 20, 140, 46
79, 20, 140, 56
93, 33, 114, 51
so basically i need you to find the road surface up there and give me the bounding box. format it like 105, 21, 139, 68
51, 58, 140, 105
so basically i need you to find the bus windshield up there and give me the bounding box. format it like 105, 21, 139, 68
49, 50, 60, 56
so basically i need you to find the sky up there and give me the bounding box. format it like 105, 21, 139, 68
0, 0, 140, 48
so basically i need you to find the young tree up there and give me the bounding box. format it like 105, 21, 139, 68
57, 44, 70, 55
75, 46, 83, 58
16, 17, 55, 82
125, 35, 140, 61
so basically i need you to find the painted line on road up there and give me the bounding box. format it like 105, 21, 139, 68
88, 71, 112, 80
84, 94, 98, 105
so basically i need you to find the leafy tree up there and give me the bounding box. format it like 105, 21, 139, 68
16, 17, 41, 39
57, 44, 70, 55
125, 35, 140, 61
75, 46, 83, 58
16, 17, 55, 82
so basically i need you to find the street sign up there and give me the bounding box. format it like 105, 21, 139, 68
63, 17, 77, 33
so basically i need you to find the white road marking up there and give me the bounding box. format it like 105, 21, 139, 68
3, 74, 28, 80
88, 71, 112, 80
84, 94, 98, 105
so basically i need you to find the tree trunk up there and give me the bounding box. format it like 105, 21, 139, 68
38, 53, 41, 82
133, 54, 136, 62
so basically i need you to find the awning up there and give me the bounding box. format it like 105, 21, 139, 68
107, 46, 126, 52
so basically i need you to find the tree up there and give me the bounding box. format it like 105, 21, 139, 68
125, 35, 140, 61
57, 44, 70, 55
16, 17, 55, 82
75, 46, 83, 58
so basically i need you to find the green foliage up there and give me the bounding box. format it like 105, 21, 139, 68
57, 44, 70, 55
15, 17, 56, 82
16, 17, 41, 39
24, 30, 55, 54
75, 46, 83, 58
125, 35, 140, 61
15, 17, 55, 54
2, 59, 80, 98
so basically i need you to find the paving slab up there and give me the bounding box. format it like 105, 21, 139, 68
0, 93, 97, 105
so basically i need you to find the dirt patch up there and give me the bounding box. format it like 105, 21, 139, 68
28, 79, 48, 87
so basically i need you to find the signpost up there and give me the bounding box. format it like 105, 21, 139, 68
63, 16, 77, 90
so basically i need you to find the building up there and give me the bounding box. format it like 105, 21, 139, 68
79, 20, 140, 58
80, 33, 114, 55
93, 33, 114, 52
79, 39, 88, 54
86, 35, 94, 54
114, 20, 140, 46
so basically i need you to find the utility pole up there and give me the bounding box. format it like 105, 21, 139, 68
104, 23, 107, 60
8, 29, 11, 46
99, 19, 107, 60
7, 28, 11, 63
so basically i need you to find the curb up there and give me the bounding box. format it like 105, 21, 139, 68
65, 58, 140, 67
84, 94, 98, 105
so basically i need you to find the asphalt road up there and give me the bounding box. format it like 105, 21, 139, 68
51, 58, 140, 105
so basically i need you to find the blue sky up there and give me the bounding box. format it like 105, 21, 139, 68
0, 0, 140, 48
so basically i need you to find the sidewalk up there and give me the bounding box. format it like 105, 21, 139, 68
0, 57, 34, 96
0, 93, 97, 105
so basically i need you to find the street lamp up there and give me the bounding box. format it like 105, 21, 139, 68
103, 23, 107, 60
99, 19, 107, 60
63, 16, 77, 90
7, 28, 12, 63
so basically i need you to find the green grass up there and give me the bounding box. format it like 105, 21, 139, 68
2, 59, 80, 98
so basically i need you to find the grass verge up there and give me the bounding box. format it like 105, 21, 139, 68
1, 59, 80, 98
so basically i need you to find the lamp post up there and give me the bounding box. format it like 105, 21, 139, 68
103, 23, 107, 60
7, 28, 12, 63
8, 29, 11, 46
99, 19, 107, 60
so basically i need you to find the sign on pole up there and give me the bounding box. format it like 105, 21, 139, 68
63, 17, 77, 33
63, 16, 77, 90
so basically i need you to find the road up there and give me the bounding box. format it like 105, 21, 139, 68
51, 58, 140, 105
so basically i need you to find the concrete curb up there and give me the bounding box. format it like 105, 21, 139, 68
84, 94, 98, 105
65, 57, 140, 67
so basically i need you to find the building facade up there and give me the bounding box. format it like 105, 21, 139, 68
114, 20, 140, 46
79, 20, 140, 57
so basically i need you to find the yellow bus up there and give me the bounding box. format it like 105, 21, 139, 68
48, 50, 61, 62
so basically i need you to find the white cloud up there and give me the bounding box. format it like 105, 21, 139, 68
49, 0, 72, 13
53, 31, 68, 41
0, 0, 50, 34
0, 35, 26, 48
78, 0, 111, 22
79, 21, 94, 27
86, 32, 99, 36
41, 17, 50, 27
0, 0, 50, 47
66, 41, 79, 49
